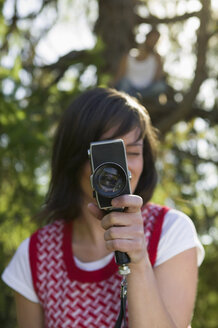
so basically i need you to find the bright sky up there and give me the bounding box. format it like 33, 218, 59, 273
36, 0, 97, 63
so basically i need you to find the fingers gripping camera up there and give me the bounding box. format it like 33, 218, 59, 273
88, 139, 132, 211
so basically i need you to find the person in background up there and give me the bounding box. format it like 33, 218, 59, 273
2, 88, 204, 328
113, 29, 168, 99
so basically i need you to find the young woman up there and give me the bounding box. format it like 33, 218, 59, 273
113, 29, 168, 99
2, 87, 204, 328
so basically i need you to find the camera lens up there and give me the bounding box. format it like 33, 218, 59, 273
99, 167, 122, 192
93, 163, 127, 198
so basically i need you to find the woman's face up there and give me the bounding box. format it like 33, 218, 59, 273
80, 126, 144, 204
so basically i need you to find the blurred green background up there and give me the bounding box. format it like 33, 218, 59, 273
0, 0, 218, 327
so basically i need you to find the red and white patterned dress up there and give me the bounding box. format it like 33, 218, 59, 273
29, 203, 169, 328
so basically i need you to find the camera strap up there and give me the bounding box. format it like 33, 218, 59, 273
114, 275, 128, 328
106, 208, 131, 328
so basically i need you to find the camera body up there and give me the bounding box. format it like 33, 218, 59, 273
88, 139, 132, 210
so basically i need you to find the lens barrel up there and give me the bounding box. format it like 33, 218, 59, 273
92, 162, 127, 198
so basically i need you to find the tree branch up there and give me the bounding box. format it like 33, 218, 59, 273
172, 147, 218, 165
40, 50, 86, 70
135, 10, 201, 26
155, 0, 211, 134
187, 106, 218, 125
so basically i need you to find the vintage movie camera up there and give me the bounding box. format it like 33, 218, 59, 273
88, 139, 132, 267
88, 139, 132, 210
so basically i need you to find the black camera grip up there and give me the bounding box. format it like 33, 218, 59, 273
115, 250, 130, 265
107, 208, 131, 266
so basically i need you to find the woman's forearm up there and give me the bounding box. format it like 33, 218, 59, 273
127, 259, 177, 328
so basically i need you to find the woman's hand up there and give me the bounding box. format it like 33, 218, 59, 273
88, 194, 147, 264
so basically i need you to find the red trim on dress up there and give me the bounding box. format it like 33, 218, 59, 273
63, 221, 118, 283
148, 206, 169, 266
29, 230, 39, 295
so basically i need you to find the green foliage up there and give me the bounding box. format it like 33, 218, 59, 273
0, 245, 17, 328
194, 244, 218, 328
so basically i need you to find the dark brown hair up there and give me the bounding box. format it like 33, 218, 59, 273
40, 87, 158, 222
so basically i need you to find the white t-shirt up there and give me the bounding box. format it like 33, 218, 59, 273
126, 54, 158, 88
2, 209, 204, 303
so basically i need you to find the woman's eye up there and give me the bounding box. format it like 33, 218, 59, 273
127, 152, 141, 156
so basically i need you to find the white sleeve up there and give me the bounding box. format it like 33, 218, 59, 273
1, 237, 39, 303
154, 209, 205, 267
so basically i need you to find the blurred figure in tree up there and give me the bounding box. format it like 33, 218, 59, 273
113, 28, 168, 100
